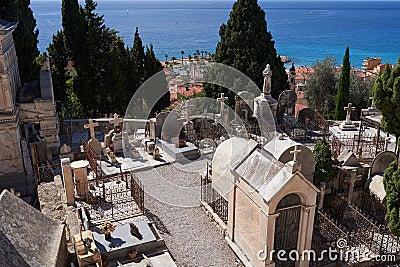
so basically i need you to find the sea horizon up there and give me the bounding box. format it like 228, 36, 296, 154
31, 0, 400, 68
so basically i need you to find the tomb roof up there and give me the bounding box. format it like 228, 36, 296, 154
0, 19, 17, 35
0, 190, 65, 267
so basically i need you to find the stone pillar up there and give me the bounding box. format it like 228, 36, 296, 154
71, 160, 89, 196
299, 205, 317, 267
346, 169, 362, 204
318, 182, 326, 210
61, 158, 75, 206
265, 213, 279, 266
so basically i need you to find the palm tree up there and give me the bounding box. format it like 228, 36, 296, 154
188, 54, 192, 62
164, 53, 168, 61
171, 56, 177, 64
180, 50, 185, 64
201, 50, 204, 58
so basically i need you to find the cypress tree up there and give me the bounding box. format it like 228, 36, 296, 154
0, 0, 39, 84
205, 0, 288, 106
62, 0, 85, 58
47, 30, 68, 104
128, 28, 145, 114
373, 60, 400, 235
144, 44, 170, 114
384, 161, 400, 236
334, 46, 350, 120
131, 27, 145, 89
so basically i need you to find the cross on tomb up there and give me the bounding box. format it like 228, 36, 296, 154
84, 118, 99, 140
369, 97, 375, 109
344, 103, 356, 123
346, 169, 362, 204
182, 101, 194, 123
217, 93, 229, 118
109, 113, 123, 127
290, 145, 302, 162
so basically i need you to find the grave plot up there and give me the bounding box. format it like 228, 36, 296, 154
76, 172, 144, 224
312, 194, 400, 266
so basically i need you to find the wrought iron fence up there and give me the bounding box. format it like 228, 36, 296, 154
75, 171, 144, 224
34, 162, 62, 184
81, 136, 103, 180
200, 173, 228, 224
324, 193, 400, 256
331, 133, 385, 162
357, 190, 387, 225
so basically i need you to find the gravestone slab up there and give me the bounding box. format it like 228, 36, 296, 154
88, 138, 102, 156
91, 221, 161, 261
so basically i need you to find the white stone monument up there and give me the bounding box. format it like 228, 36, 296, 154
339, 103, 357, 131
109, 113, 124, 153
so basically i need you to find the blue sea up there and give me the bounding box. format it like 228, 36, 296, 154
31, 0, 400, 68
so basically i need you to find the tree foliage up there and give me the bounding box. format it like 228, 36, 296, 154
313, 140, 337, 185
334, 46, 350, 120
384, 161, 400, 236
204, 0, 288, 107
304, 57, 338, 117
49, 0, 168, 118
0, 0, 40, 83
47, 30, 68, 105
373, 60, 400, 142
349, 72, 374, 120
373, 60, 400, 236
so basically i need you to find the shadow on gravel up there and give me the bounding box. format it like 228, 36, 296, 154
144, 208, 171, 235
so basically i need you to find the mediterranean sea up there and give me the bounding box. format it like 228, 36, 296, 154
31, 0, 400, 68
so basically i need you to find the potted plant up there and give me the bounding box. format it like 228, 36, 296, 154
100, 221, 116, 241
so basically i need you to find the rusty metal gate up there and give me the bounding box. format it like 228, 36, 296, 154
76, 172, 144, 224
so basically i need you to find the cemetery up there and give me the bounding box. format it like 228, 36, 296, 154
2, 18, 400, 266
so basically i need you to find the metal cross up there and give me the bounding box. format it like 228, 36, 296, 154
109, 113, 123, 127
344, 103, 356, 123
84, 118, 99, 139
290, 145, 302, 162
217, 93, 229, 117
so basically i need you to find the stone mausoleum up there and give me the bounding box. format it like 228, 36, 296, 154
0, 19, 59, 177
211, 137, 319, 267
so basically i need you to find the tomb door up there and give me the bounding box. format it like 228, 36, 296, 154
273, 193, 302, 267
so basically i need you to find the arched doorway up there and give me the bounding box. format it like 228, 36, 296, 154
274, 193, 302, 267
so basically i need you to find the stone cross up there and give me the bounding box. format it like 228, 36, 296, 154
346, 169, 362, 204
217, 93, 229, 118
290, 145, 302, 162
318, 182, 331, 210
344, 103, 356, 123
84, 119, 99, 140
109, 113, 123, 127
369, 97, 375, 109
262, 64, 272, 95
183, 101, 194, 123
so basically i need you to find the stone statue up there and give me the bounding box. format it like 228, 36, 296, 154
41, 57, 51, 71
263, 64, 272, 95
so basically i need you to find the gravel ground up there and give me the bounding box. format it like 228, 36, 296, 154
136, 163, 244, 267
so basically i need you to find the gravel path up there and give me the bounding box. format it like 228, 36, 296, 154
136, 164, 243, 267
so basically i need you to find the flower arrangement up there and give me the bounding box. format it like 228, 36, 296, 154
100, 221, 116, 235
